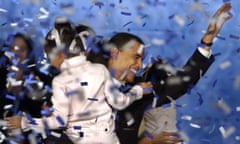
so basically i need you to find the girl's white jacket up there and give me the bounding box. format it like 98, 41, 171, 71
21, 55, 143, 144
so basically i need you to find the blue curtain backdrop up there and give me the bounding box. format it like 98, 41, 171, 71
0, 0, 239, 143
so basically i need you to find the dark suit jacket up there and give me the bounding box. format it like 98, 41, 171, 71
116, 49, 215, 144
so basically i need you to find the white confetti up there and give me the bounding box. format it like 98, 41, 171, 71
151, 38, 165, 46
10, 22, 18, 27
234, 75, 240, 89
217, 99, 231, 114
219, 61, 231, 69
236, 106, 240, 112
181, 115, 192, 121
236, 136, 240, 141
219, 126, 236, 139
0, 8, 8, 13
50, 131, 62, 138
137, 44, 144, 54
174, 15, 185, 26
190, 123, 201, 128
39, 7, 49, 15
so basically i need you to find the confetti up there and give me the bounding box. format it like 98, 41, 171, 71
65, 90, 79, 97
236, 106, 240, 112
120, 11, 132, 16
87, 98, 98, 101
79, 131, 84, 137
143, 87, 153, 93
219, 126, 236, 139
190, 123, 201, 128
151, 38, 165, 46
229, 34, 240, 40
122, 21, 132, 27
181, 115, 192, 121
5, 94, 16, 100
94, 1, 104, 9
80, 82, 88, 86
50, 131, 61, 138
56, 116, 65, 126
219, 61, 231, 69
0, 8, 8, 13
144, 131, 153, 139
217, 99, 231, 114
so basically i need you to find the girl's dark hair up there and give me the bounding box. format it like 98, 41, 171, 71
44, 17, 86, 57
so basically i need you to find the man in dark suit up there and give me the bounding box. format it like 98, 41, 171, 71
87, 3, 232, 144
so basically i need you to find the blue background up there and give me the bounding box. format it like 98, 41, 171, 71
0, 0, 240, 143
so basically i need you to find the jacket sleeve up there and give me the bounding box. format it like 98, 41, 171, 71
22, 77, 70, 130
103, 67, 143, 110
154, 49, 215, 106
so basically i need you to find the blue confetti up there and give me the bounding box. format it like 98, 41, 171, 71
41, 109, 51, 116
143, 87, 153, 93
56, 116, 65, 126
223, 0, 231, 3
7, 72, 17, 77
5, 94, 16, 100
95, 2, 104, 9
109, 3, 115, 8
144, 131, 154, 139
236, 48, 240, 53
79, 131, 84, 137
216, 35, 226, 40
229, 34, 240, 40
87, 98, 98, 101
39, 68, 49, 75
121, 11, 132, 16
44, 85, 52, 92
197, 92, 203, 106
213, 53, 222, 57
212, 80, 217, 87
119, 85, 132, 93
123, 21, 132, 27
43, 120, 50, 136
168, 14, 175, 19
162, 103, 171, 108
15, 134, 25, 140
80, 82, 88, 86
26, 113, 37, 125
65, 90, 79, 97
142, 22, 146, 27
73, 126, 82, 130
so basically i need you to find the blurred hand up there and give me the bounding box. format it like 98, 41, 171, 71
139, 131, 184, 144
151, 131, 184, 144
202, 3, 232, 45
139, 82, 153, 95
4, 116, 22, 129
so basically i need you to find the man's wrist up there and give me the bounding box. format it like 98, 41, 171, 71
201, 38, 213, 47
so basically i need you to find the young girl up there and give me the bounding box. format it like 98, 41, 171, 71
5, 18, 152, 144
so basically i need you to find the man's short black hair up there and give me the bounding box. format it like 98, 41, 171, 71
109, 32, 144, 50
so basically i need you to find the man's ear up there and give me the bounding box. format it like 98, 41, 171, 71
110, 47, 119, 59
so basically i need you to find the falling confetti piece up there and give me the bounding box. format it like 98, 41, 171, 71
190, 123, 201, 128
121, 11, 132, 16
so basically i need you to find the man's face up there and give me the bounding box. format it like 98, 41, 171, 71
109, 41, 144, 83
